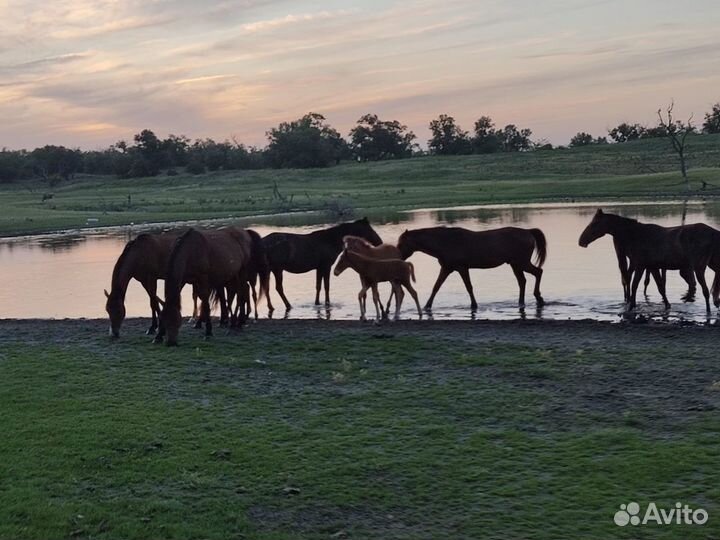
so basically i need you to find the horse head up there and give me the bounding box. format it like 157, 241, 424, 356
333, 248, 351, 276
397, 229, 416, 259
350, 217, 383, 246
578, 209, 608, 248
105, 288, 125, 338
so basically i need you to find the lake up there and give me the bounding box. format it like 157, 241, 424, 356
2, 201, 719, 323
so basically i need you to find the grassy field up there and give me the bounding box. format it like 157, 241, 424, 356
1, 318, 718, 539
1, 135, 720, 236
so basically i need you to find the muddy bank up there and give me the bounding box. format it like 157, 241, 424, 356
2, 316, 718, 349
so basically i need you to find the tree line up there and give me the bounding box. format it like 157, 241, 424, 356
1, 103, 719, 184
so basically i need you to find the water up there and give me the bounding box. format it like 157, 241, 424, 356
2, 202, 720, 323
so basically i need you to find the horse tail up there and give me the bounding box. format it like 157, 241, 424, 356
248, 229, 270, 305
530, 228, 547, 267
408, 262, 416, 282
209, 287, 226, 312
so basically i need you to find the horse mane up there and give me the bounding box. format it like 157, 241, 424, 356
343, 235, 373, 248
165, 229, 198, 310
110, 235, 147, 295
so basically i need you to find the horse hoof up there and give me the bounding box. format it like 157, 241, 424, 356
152, 336, 163, 345
146, 328, 156, 335
166, 341, 178, 347
536, 297, 545, 308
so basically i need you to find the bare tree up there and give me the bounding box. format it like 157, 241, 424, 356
657, 101, 694, 189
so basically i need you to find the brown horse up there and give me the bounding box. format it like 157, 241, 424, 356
578, 209, 706, 310
343, 235, 401, 316
334, 248, 422, 320
678, 222, 720, 311
105, 232, 179, 337
156, 227, 269, 346
105, 232, 231, 338
397, 226, 546, 310
263, 218, 382, 311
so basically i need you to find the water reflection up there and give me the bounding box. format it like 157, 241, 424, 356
1, 200, 720, 323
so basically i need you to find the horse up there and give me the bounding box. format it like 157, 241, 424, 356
105, 232, 232, 338
155, 227, 269, 346
578, 209, 705, 310
677, 222, 720, 311
262, 218, 382, 311
611, 228, 695, 304
397, 226, 546, 311
342, 235, 401, 316
333, 248, 422, 320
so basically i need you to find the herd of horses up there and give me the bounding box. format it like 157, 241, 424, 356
104, 210, 720, 345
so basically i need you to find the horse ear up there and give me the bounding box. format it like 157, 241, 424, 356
596, 208, 603, 215
104, 289, 110, 299
361, 217, 369, 223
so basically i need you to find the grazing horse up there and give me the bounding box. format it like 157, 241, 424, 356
156, 227, 269, 346
578, 209, 701, 310
397, 226, 546, 310
343, 235, 401, 316
105, 232, 180, 337
334, 249, 422, 320
263, 218, 382, 311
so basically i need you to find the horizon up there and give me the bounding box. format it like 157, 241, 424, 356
1, 0, 719, 151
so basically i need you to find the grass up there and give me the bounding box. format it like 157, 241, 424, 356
2, 134, 720, 236
1, 319, 718, 539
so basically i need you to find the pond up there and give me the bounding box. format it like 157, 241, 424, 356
2, 201, 720, 323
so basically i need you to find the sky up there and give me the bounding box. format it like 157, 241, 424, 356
1, 0, 719, 150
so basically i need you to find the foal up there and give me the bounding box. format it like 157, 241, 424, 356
334, 249, 422, 320
343, 235, 401, 316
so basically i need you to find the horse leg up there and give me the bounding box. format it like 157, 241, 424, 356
142, 280, 159, 335
323, 268, 331, 306
274, 270, 292, 311
650, 269, 670, 309
393, 283, 405, 320
314, 270, 322, 305
384, 287, 395, 319
643, 269, 652, 297
425, 267, 451, 311
191, 285, 203, 328
511, 264, 527, 308
200, 290, 213, 338
403, 280, 422, 319
628, 266, 644, 310
524, 264, 544, 307
251, 283, 258, 319
680, 266, 696, 302
219, 288, 230, 327
694, 265, 711, 313
371, 284, 382, 320
358, 285, 369, 321
458, 267, 478, 310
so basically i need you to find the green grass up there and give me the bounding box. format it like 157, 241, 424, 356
1, 319, 718, 539
2, 135, 720, 236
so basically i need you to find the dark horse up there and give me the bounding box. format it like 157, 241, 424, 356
578, 209, 710, 310
156, 227, 269, 346
397, 226, 547, 310
105, 232, 180, 337
263, 217, 382, 311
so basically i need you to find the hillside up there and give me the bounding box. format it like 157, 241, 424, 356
1, 134, 719, 236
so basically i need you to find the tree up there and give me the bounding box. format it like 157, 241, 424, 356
131, 129, 163, 175
266, 113, 345, 168
657, 101, 694, 187
349, 114, 416, 161
702, 103, 720, 134
497, 124, 532, 152
427, 114, 471, 155
30, 145, 83, 183
608, 122, 644, 143
471, 116, 501, 153
569, 132, 594, 147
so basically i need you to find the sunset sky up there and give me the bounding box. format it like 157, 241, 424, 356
1, 0, 719, 150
